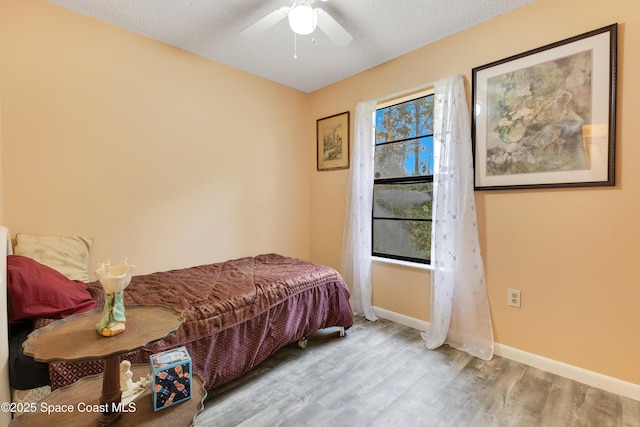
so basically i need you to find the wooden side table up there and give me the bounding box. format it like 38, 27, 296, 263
10, 365, 206, 426
14, 305, 206, 426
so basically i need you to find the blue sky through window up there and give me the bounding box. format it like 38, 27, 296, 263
375, 96, 434, 177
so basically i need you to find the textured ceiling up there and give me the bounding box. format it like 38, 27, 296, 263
48, 0, 534, 93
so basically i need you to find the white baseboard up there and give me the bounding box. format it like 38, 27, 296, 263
372, 306, 640, 402
494, 343, 640, 401
372, 306, 430, 331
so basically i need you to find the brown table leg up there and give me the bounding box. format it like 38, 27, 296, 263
98, 355, 123, 426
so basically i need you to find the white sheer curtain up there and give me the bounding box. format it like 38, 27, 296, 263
340, 100, 378, 321
420, 74, 494, 360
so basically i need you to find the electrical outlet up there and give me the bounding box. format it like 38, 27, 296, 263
508, 289, 521, 308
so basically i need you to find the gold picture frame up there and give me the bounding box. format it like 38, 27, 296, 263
317, 111, 350, 171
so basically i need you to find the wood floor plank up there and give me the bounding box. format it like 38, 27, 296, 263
446, 356, 529, 426
538, 374, 589, 427
581, 387, 625, 427
621, 395, 640, 427
195, 317, 640, 426
499, 365, 557, 426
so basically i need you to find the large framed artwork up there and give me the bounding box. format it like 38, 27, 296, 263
317, 111, 350, 171
472, 24, 617, 190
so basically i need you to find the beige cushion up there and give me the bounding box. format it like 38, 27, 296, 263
14, 233, 93, 282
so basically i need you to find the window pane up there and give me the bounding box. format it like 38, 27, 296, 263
373, 92, 434, 265
376, 95, 434, 143
373, 183, 432, 219
374, 137, 434, 179
373, 219, 431, 261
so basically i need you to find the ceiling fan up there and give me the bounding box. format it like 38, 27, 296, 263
241, 0, 353, 47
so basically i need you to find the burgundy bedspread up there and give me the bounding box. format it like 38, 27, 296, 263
47, 254, 353, 390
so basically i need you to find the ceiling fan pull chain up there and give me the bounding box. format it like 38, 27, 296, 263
294, 32, 298, 59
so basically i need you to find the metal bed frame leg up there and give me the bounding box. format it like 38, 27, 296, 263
298, 327, 346, 349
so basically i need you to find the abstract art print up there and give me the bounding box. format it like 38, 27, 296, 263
472, 24, 617, 190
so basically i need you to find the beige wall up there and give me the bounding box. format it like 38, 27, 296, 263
1, 0, 639, 388
0, 1, 310, 276
310, 0, 640, 385
0, 89, 3, 226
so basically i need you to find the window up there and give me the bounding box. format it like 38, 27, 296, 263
372, 92, 434, 264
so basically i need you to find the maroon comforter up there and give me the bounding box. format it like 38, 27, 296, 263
47, 254, 353, 390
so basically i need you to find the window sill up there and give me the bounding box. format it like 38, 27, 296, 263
371, 256, 433, 271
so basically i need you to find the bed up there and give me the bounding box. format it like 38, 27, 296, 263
0, 227, 353, 421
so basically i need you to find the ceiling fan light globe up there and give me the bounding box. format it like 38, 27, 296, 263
288, 4, 316, 35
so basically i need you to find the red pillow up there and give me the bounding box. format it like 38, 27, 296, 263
7, 255, 95, 323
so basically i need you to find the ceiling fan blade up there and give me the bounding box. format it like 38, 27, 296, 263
315, 8, 353, 46
240, 6, 289, 37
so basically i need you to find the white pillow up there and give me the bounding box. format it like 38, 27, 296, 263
14, 233, 93, 283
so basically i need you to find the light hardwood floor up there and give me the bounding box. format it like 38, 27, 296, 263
195, 317, 640, 427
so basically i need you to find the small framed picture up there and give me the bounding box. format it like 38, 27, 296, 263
317, 111, 350, 171
472, 24, 617, 190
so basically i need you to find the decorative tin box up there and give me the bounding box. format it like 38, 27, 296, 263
150, 346, 192, 411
